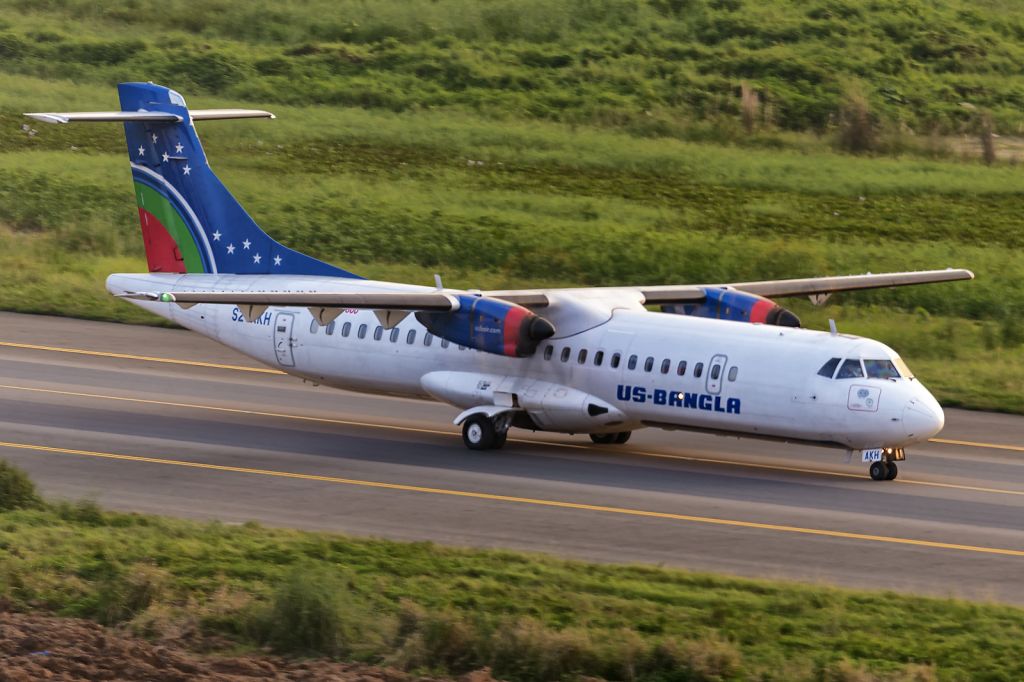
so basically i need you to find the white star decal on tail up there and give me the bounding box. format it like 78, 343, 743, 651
226, 243, 235, 254
253, 253, 262, 264
273, 255, 282, 266
175, 142, 184, 154
137, 145, 145, 157
212, 230, 222, 241
242, 239, 251, 250
183, 165, 191, 175
161, 152, 169, 162
151, 133, 158, 143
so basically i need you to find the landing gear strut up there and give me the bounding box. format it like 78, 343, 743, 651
589, 431, 631, 445
462, 413, 510, 450
866, 449, 903, 481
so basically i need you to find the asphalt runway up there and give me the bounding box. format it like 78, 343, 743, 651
0, 311, 1022, 603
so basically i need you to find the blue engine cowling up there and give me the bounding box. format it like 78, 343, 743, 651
417, 295, 555, 357
662, 288, 801, 327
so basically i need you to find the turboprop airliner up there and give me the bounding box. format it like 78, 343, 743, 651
27, 83, 974, 481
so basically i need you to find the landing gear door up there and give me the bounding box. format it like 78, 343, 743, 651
706, 354, 727, 395
274, 312, 296, 367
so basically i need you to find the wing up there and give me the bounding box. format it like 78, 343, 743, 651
488, 268, 975, 306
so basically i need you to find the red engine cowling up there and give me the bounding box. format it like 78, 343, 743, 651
417, 294, 556, 357
662, 288, 801, 327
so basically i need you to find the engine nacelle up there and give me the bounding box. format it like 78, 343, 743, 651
417, 295, 555, 357
662, 288, 800, 327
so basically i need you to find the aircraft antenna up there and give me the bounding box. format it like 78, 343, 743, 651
828, 319, 838, 336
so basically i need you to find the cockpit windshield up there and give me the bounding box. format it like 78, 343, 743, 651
863, 359, 900, 379
818, 357, 909, 380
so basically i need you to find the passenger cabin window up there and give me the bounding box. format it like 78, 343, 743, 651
341, 322, 351, 338
710, 364, 721, 380
836, 358, 865, 379
544, 345, 553, 361
561, 347, 571, 362
864, 359, 900, 379
644, 356, 654, 372
611, 353, 621, 369
660, 359, 671, 374
389, 328, 400, 343
326, 321, 336, 336
406, 329, 416, 344
357, 324, 368, 339
728, 366, 738, 382
441, 338, 450, 348
578, 349, 588, 365
818, 357, 840, 378
309, 319, 318, 334
694, 362, 704, 378
424, 333, 433, 347
627, 355, 638, 370
676, 361, 687, 376
373, 326, 383, 341
594, 350, 604, 367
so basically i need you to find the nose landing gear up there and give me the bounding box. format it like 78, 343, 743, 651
866, 448, 904, 480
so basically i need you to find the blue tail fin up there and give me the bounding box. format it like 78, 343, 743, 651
118, 82, 359, 277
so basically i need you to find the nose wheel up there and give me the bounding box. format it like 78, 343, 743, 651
868, 460, 899, 481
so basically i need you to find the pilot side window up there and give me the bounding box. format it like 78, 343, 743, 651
406, 329, 416, 344
341, 322, 351, 338
424, 333, 433, 347
357, 324, 367, 339
728, 366, 738, 382
818, 357, 840, 378
627, 355, 638, 370
561, 347, 571, 362
594, 350, 604, 367
864, 359, 900, 379
373, 326, 383, 341
676, 360, 687, 376
544, 345, 553, 361
836, 358, 865, 379
611, 353, 621, 369
694, 362, 704, 378
660, 359, 671, 374
578, 349, 588, 364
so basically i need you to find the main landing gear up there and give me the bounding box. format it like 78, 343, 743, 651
589, 432, 632, 445
462, 413, 510, 450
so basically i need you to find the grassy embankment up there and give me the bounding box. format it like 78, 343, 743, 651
0, 461, 1021, 682
1, 74, 1021, 411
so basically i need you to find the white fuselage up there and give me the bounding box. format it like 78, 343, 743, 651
108, 273, 945, 451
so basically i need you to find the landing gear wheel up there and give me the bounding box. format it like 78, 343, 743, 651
493, 430, 508, 449
885, 462, 898, 480
462, 415, 497, 451
589, 433, 617, 444
868, 460, 889, 481
613, 431, 632, 445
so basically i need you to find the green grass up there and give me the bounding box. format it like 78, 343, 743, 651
2, 499, 1023, 681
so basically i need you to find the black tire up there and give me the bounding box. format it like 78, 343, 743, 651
869, 460, 889, 481
589, 433, 617, 444
885, 462, 898, 480
613, 431, 632, 445
462, 415, 496, 450
493, 430, 508, 449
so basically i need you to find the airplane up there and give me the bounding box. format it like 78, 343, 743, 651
26, 82, 974, 481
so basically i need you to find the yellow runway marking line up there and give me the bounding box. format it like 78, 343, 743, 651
0, 341, 283, 375
2, 340, 1022, 454
1, 439, 1022, 558
2, 382, 1024, 498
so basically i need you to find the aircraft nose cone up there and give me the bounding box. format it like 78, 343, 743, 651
903, 398, 944, 441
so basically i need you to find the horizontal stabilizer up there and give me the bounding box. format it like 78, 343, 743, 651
25, 109, 273, 125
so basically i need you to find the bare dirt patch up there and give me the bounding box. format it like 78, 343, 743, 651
0, 610, 499, 682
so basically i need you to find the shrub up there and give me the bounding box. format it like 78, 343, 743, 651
836, 85, 877, 153
95, 562, 171, 625
0, 460, 42, 512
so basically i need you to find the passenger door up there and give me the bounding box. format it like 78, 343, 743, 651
273, 312, 296, 367
706, 354, 727, 394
